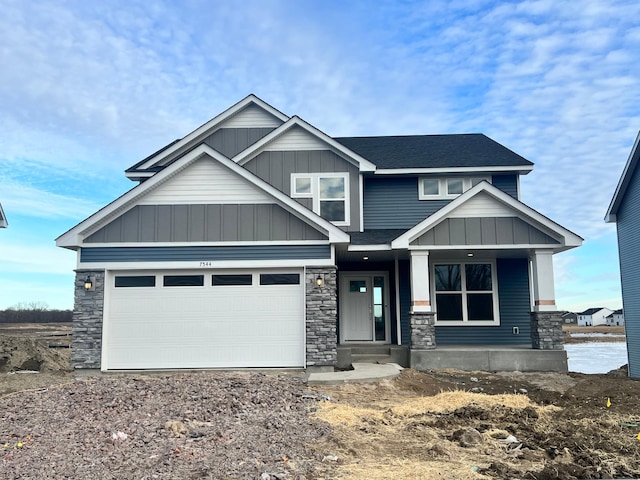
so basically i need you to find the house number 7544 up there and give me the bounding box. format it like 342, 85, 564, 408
199, 261, 213, 267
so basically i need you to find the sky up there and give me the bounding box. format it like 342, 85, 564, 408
0, 0, 639, 312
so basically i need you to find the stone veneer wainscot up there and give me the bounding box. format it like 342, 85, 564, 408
71, 270, 105, 369
305, 267, 337, 368
530, 311, 564, 350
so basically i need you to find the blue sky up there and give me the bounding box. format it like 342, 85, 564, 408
1, 0, 638, 312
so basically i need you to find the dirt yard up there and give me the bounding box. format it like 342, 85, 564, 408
563, 324, 626, 344
1, 325, 639, 479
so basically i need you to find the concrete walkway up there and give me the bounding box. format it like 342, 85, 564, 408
306, 362, 403, 385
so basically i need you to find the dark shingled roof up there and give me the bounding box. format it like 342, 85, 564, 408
349, 229, 408, 245
334, 134, 533, 170
579, 307, 607, 316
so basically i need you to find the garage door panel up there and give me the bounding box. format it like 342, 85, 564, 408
106, 270, 305, 369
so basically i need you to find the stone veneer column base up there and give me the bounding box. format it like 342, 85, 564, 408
305, 267, 337, 368
71, 270, 105, 369
410, 312, 436, 350
530, 311, 564, 350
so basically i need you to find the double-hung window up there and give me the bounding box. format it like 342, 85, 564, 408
433, 262, 499, 325
291, 173, 349, 225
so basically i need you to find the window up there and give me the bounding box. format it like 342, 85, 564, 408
259, 273, 300, 285
212, 274, 252, 286
115, 276, 156, 287
291, 173, 349, 225
433, 262, 498, 325
163, 275, 205, 287
419, 177, 491, 199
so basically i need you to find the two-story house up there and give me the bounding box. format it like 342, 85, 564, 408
577, 307, 614, 327
606, 130, 640, 377
606, 309, 624, 326
56, 95, 582, 372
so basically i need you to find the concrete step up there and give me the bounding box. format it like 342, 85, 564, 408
350, 345, 391, 355
351, 354, 393, 364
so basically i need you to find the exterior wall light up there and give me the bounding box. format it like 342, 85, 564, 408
316, 275, 324, 286
84, 276, 93, 290
467, 252, 474, 257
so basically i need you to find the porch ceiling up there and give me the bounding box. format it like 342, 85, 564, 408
338, 244, 535, 263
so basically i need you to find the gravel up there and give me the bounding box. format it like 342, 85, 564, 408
0, 372, 331, 479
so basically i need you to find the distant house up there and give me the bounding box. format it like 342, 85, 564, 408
606, 131, 640, 378
561, 311, 577, 324
606, 309, 624, 326
577, 308, 613, 327
0, 202, 7, 228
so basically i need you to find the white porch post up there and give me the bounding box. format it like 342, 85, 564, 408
410, 250, 431, 313
530, 249, 557, 312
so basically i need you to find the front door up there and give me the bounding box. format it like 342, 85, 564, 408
340, 273, 389, 343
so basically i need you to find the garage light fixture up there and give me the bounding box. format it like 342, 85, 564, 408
84, 276, 93, 291
316, 275, 324, 287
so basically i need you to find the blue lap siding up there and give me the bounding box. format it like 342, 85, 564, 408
80, 245, 331, 263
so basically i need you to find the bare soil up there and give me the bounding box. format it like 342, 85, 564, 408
563, 325, 626, 344
1, 326, 640, 479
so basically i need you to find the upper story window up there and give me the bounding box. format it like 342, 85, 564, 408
419, 177, 490, 200
291, 173, 349, 225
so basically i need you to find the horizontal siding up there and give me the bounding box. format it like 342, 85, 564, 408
264, 126, 327, 151
140, 157, 271, 204
412, 217, 559, 246
80, 245, 332, 263
492, 174, 518, 198
617, 161, 640, 377
245, 150, 360, 231
223, 104, 284, 128
203, 127, 275, 158
85, 204, 327, 243
450, 192, 513, 217
364, 176, 448, 229
435, 258, 531, 345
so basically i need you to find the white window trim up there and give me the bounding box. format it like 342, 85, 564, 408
419, 176, 491, 200
431, 260, 500, 326
291, 172, 350, 226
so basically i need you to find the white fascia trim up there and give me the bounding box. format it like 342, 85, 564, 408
0, 202, 7, 228
77, 259, 337, 270
129, 95, 290, 174
605, 130, 640, 222
391, 182, 583, 249
408, 244, 567, 251
57, 144, 349, 247
347, 244, 392, 251
233, 116, 377, 172
81, 240, 330, 248
375, 165, 533, 175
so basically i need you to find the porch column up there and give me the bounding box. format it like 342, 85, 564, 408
410, 250, 432, 313
530, 250, 557, 312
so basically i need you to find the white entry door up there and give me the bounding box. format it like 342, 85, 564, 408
340, 273, 389, 343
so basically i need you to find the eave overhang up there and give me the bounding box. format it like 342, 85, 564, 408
605, 130, 640, 223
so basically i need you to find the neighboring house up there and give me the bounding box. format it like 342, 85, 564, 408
56, 95, 582, 372
0, 202, 7, 228
577, 307, 614, 327
606, 131, 640, 378
561, 311, 577, 324
606, 309, 624, 326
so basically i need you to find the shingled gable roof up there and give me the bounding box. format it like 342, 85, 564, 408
125, 94, 289, 179
579, 307, 608, 316
606, 130, 640, 222
391, 181, 583, 251
334, 134, 534, 172
56, 144, 349, 248
232, 116, 376, 172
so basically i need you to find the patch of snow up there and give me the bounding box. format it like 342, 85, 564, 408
570, 333, 625, 338
566, 342, 628, 374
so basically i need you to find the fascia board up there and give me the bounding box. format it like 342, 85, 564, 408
375, 165, 534, 175
391, 182, 583, 249
605, 130, 640, 222
57, 144, 349, 247
131, 95, 290, 173
233, 116, 377, 172
0, 202, 7, 228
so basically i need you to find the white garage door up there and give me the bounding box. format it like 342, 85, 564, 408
104, 269, 305, 369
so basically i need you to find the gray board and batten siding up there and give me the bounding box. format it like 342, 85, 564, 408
363, 175, 519, 230
84, 204, 327, 243
615, 159, 640, 377
411, 217, 560, 246
203, 128, 276, 159
244, 150, 361, 231
436, 258, 532, 345
80, 245, 332, 263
